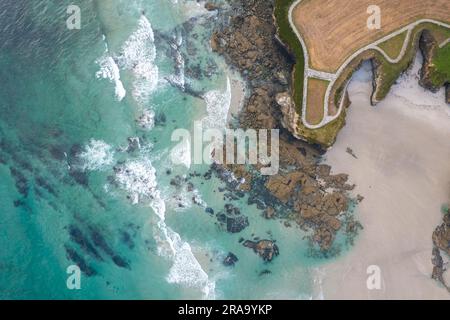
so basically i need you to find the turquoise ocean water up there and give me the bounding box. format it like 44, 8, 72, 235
0, 0, 346, 299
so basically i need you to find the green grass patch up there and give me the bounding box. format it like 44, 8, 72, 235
274, 0, 348, 148
378, 31, 408, 60
274, 0, 304, 115
426, 24, 450, 44
373, 25, 426, 101
429, 43, 450, 87
374, 23, 450, 101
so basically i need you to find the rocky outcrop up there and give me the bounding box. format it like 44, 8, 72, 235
265, 172, 304, 203
223, 252, 239, 266
431, 208, 450, 292
446, 84, 450, 104
419, 30, 441, 93
216, 203, 249, 233
243, 239, 279, 262
211, 0, 361, 253
276, 92, 298, 134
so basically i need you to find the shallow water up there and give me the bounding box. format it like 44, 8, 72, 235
0, 0, 352, 299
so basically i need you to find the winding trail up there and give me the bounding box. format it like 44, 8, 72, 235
288, 0, 450, 129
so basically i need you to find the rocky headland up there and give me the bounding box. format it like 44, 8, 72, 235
208, 0, 362, 254
272, 1, 450, 148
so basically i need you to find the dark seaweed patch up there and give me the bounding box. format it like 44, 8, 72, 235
35, 176, 57, 196
9, 167, 29, 196
64, 245, 97, 277
68, 225, 103, 261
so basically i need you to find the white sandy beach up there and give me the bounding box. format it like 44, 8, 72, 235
321, 55, 450, 299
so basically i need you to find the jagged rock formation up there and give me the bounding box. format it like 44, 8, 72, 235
243, 239, 280, 262
432, 208, 450, 292
211, 0, 362, 253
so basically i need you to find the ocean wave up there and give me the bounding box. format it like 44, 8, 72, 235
113, 157, 215, 299
96, 53, 127, 101
117, 15, 159, 105
79, 139, 115, 171
114, 158, 158, 205
166, 230, 215, 300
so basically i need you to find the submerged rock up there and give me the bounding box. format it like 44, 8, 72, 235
243, 239, 279, 262
65, 246, 97, 277
226, 215, 249, 233
68, 225, 103, 261
223, 252, 239, 267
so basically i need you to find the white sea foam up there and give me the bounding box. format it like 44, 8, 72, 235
137, 108, 156, 130
117, 15, 159, 105
79, 139, 115, 171
114, 158, 158, 205
166, 231, 215, 299
166, 187, 208, 212
172, 0, 213, 20
96, 56, 127, 101
113, 157, 215, 299
202, 77, 232, 129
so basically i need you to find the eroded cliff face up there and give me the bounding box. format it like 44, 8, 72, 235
210, 0, 362, 253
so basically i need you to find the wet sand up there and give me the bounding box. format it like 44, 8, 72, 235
321, 56, 450, 299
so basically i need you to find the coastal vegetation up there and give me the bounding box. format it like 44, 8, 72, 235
275, 0, 450, 147
378, 31, 408, 60
274, 0, 347, 147
273, 0, 304, 115
373, 23, 450, 103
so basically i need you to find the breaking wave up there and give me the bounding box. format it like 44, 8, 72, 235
113, 157, 215, 299
117, 15, 159, 105
95, 33, 126, 102
96, 55, 127, 102
79, 139, 115, 171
